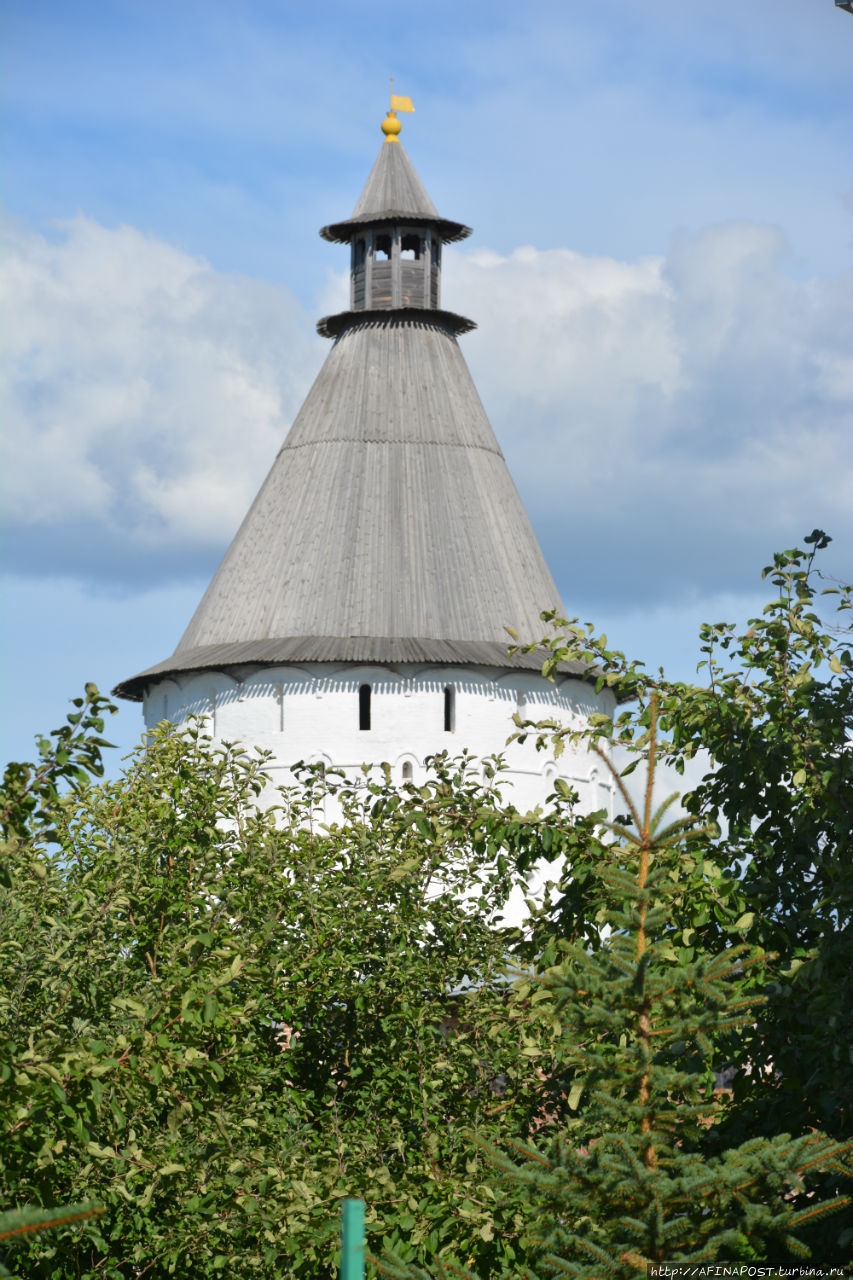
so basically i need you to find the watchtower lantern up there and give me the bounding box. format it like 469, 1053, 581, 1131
320, 106, 471, 322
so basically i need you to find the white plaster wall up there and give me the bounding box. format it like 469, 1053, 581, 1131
143, 662, 616, 819
144, 662, 622, 928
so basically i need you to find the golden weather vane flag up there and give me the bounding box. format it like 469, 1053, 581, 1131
389, 77, 415, 113
382, 79, 415, 141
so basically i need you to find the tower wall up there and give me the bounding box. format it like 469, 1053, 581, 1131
350, 229, 441, 312
143, 664, 617, 819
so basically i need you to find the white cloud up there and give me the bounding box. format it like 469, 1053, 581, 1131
2, 214, 323, 575
445, 224, 853, 603
3, 214, 851, 605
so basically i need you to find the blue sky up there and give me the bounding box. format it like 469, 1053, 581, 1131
2, 0, 852, 767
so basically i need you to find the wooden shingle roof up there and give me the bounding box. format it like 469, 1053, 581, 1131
115, 141, 576, 702
321, 139, 470, 244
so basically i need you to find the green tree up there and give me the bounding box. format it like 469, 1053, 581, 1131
4, 535, 851, 1276
377, 700, 852, 1279
1, 682, 116, 852
1, 712, 576, 1278
375, 536, 853, 1277
0, 684, 116, 1275
512, 531, 853, 1259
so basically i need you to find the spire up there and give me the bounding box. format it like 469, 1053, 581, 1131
320, 114, 470, 246
350, 137, 440, 223
319, 116, 471, 330
114, 121, 573, 702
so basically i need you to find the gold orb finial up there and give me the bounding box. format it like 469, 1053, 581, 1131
381, 110, 402, 142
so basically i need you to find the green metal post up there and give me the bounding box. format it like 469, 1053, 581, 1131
340, 1197, 365, 1280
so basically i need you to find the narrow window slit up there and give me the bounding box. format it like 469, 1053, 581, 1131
359, 683, 372, 731
444, 685, 456, 733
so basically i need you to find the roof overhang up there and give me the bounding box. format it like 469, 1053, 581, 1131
317, 307, 476, 340
113, 637, 592, 702
320, 214, 471, 245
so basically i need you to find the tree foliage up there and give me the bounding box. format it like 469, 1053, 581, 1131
2, 534, 851, 1277
1, 714, 580, 1277
379, 699, 853, 1278
509, 530, 853, 1265
525, 535, 851, 1029
377, 534, 853, 1277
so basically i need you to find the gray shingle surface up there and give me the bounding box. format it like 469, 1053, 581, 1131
116, 313, 567, 700
351, 139, 440, 221
178, 315, 562, 643
321, 141, 470, 244
115, 145, 572, 703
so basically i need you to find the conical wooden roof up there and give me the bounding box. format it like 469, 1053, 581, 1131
353, 138, 440, 220
321, 139, 470, 244
116, 142, 574, 701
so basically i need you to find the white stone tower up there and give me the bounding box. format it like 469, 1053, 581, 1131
115, 109, 615, 816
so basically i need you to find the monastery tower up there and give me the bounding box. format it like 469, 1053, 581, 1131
115, 108, 615, 816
